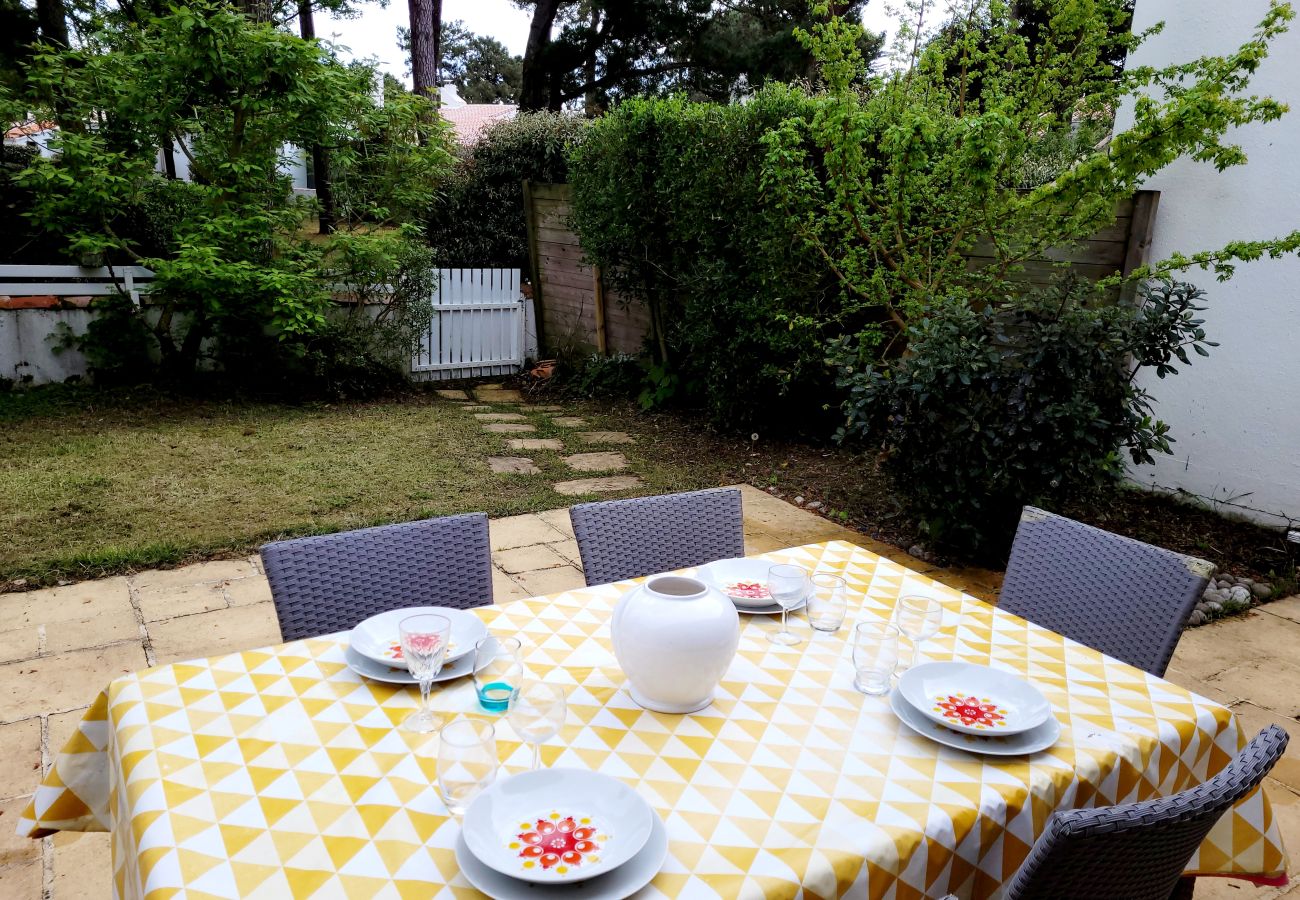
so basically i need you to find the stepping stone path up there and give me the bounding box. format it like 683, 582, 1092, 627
463, 405, 492, 412
475, 387, 523, 403
563, 452, 629, 473
435, 389, 470, 401
553, 475, 644, 496
482, 423, 536, 433
489, 457, 542, 475
576, 431, 635, 445
509, 438, 565, 451
474, 413, 526, 422
551, 416, 588, 427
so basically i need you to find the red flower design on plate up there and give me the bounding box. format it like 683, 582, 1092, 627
725, 581, 772, 600
385, 635, 449, 661
510, 813, 604, 873
934, 694, 1007, 729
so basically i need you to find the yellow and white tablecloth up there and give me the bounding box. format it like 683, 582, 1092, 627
20, 541, 1289, 898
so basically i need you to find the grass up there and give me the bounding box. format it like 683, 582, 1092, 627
0, 385, 729, 585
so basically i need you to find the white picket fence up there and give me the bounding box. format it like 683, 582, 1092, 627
411, 268, 529, 381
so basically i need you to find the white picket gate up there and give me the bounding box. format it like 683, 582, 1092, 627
411, 268, 528, 381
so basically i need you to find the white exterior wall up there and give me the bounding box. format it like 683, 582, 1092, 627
0, 309, 94, 385
1116, 0, 1300, 527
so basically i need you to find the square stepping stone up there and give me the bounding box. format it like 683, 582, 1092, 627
576, 431, 635, 445
474, 413, 527, 422
462, 405, 492, 412
552, 475, 644, 496
488, 457, 542, 475
508, 438, 565, 451
551, 416, 588, 427
563, 452, 629, 473
435, 389, 470, 401
482, 423, 536, 433
475, 388, 523, 403
527, 405, 565, 412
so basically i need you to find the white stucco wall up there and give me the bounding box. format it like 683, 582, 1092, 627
1116, 0, 1300, 527
0, 309, 93, 385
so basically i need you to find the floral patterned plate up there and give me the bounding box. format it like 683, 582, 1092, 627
348, 606, 486, 669
898, 661, 1053, 736
461, 768, 655, 884
890, 687, 1061, 757
697, 558, 782, 609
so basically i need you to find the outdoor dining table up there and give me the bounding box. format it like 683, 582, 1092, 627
19, 540, 1290, 898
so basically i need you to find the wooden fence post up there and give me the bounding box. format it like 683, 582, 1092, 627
592, 264, 608, 355
521, 179, 548, 354
1120, 190, 1160, 304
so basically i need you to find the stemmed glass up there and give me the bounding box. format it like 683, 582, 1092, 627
399, 613, 451, 733
767, 564, 810, 646
508, 681, 567, 770
437, 718, 498, 815
895, 595, 943, 671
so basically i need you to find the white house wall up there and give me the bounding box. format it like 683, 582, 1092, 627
1115, 0, 1300, 527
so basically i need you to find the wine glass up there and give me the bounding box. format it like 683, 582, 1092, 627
508, 681, 567, 770
807, 573, 848, 633
399, 613, 451, 733
473, 636, 523, 714
437, 718, 498, 815
895, 595, 942, 671
767, 564, 809, 646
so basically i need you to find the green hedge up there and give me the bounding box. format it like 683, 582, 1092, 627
566, 86, 857, 433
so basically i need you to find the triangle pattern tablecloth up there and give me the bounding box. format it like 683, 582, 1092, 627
19, 541, 1288, 898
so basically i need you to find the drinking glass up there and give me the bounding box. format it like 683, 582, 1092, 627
767, 564, 809, 646
507, 681, 567, 770
807, 573, 848, 633
895, 595, 943, 671
399, 613, 451, 733
437, 718, 498, 815
473, 636, 523, 714
853, 622, 900, 695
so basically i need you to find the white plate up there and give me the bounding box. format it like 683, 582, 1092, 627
349, 606, 487, 669
697, 558, 783, 609
456, 809, 668, 900
344, 643, 490, 685
733, 596, 808, 616
898, 661, 1053, 736
890, 689, 1061, 756
462, 768, 655, 884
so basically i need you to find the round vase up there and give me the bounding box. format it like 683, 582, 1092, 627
610, 574, 741, 714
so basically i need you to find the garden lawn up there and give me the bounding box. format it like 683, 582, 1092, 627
0, 386, 728, 585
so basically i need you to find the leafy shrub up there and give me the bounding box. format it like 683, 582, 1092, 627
837, 279, 1216, 561
557, 352, 644, 400
426, 111, 584, 267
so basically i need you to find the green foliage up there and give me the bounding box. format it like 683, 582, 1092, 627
837, 278, 1217, 559
567, 86, 852, 431
426, 111, 584, 267
557, 352, 645, 400
439, 19, 523, 103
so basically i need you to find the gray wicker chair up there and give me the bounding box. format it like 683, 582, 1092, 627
998, 507, 1214, 676
1004, 724, 1288, 900
260, 513, 492, 641
569, 488, 745, 586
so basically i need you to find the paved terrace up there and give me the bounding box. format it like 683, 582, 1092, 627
0, 485, 1294, 897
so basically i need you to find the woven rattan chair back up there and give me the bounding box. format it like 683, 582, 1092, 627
569, 488, 745, 586
1004, 725, 1288, 900
260, 513, 492, 641
999, 507, 1213, 676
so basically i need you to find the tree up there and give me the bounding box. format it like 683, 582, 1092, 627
440, 19, 523, 103
298, 0, 337, 233
407, 0, 442, 99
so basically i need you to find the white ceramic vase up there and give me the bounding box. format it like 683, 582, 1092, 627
610, 574, 741, 714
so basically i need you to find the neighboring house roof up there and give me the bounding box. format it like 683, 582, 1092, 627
4, 120, 57, 141
441, 104, 517, 146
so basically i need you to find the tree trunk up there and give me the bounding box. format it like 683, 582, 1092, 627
34, 0, 69, 47
298, 0, 336, 234
431, 0, 443, 94
237, 0, 273, 23
161, 136, 178, 180
408, 0, 437, 99
519, 0, 562, 111
583, 6, 599, 116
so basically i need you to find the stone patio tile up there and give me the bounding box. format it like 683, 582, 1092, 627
744, 531, 791, 555
489, 514, 568, 552
511, 565, 586, 597
0, 718, 40, 800
547, 539, 582, 566
47, 606, 142, 655
1225, 701, 1300, 793
1209, 657, 1300, 719
535, 508, 576, 539
1171, 610, 1300, 682
492, 570, 531, 604
0, 577, 133, 631
0, 861, 41, 897
224, 576, 272, 607
136, 582, 226, 623
0, 642, 146, 724
148, 603, 282, 667
1161, 666, 1241, 706
482, 423, 536, 433
47, 707, 91, 766
495, 544, 570, 576
488, 457, 542, 475
575, 431, 635, 445
0, 795, 40, 865
507, 438, 564, 451
1263, 594, 1300, 626
0, 627, 39, 665
53, 829, 112, 899
552, 475, 644, 496
129, 559, 256, 594
563, 452, 628, 473
474, 413, 527, 422
435, 389, 470, 401
246, 554, 263, 575
551, 416, 588, 427
474, 388, 523, 402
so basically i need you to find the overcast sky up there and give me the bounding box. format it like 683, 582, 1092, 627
326, 1, 899, 82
